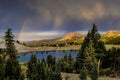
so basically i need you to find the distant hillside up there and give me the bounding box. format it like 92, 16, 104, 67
24, 30, 120, 47
24, 32, 84, 47
102, 30, 120, 37
58, 32, 84, 41
101, 30, 120, 44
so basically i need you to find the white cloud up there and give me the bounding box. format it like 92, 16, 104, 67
18, 31, 65, 41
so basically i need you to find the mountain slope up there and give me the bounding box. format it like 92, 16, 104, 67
24, 32, 84, 47
58, 32, 84, 41
101, 30, 120, 44
102, 30, 120, 38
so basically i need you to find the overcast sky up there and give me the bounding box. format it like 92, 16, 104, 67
0, 0, 120, 41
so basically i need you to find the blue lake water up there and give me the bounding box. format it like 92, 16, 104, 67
18, 50, 79, 62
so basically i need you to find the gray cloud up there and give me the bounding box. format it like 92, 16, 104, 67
1, 0, 120, 40
1, 0, 120, 34
18, 0, 120, 31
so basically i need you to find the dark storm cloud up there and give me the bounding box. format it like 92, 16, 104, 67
0, 0, 36, 32
20, 0, 120, 32
1, 0, 120, 33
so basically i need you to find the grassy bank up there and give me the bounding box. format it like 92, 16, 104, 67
17, 44, 120, 54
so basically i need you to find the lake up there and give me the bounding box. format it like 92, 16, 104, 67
18, 50, 79, 62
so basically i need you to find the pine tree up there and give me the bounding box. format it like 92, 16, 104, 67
91, 57, 99, 80
84, 40, 96, 73
5, 58, 21, 79
35, 60, 45, 80
68, 53, 74, 73
105, 47, 120, 70
42, 58, 46, 63
0, 56, 4, 80
19, 74, 25, 80
89, 24, 106, 61
76, 24, 106, 73
4, 28, 22, 80
46, 55, 56, 67
4, 28, 16, 58
49, 67, 62, 80
68, 53, 74, 63
79, 66, 87, 80
27, 54, 62, 80
57, 52, 74, 73
76, 49, 85, 73
27, 54, 38, 80
79, 42, 99, 80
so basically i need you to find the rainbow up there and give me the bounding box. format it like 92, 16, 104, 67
17, 19, 28, 41
18, 26, 24, 41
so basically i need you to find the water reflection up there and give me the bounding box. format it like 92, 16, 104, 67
18, 50, 78, 62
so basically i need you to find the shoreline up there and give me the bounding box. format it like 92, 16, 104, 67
16, 44, 120, 54
17, 45, 81, 54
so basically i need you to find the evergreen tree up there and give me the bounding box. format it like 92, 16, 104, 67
57, 52, 74, 73
40, 63, 46, 80
88, 24, 106, 62
4, 28, 22, 80
76, 49, 85, 73
42, 58, 46, 63
79, 66, 87, 80
79, 42, 99, 80
27, 54, 62, 80
85, 41, 96, 72
0, 56, 4, 80
68, 53, 74, 63
49, 67, 62, 80
104, 47, 120, 70
68, 53, 74, 73
4, 28, 16, 58
76, 40, 95, 73
85, 24, 106, 54
27, 54, 38, 80
42, 60, 62, 80
76, 24, 106, 73
5, 58, 21, 80
91, 57, 99, 80
64, 52, 68, 62
35, 60, 46, 80
19, 74, 25, 80
46, 55, 56, 67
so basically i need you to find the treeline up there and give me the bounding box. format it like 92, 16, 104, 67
103, 36, 120, 44
27, 54, 62, 80
23, 39, 82, 47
